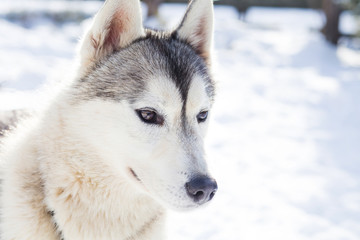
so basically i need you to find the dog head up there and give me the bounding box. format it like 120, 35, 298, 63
71, 0, 217, 210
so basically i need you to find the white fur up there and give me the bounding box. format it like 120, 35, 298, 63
78, 0, 145, 77
177, 0, 214, 65
0, 0, 215, 239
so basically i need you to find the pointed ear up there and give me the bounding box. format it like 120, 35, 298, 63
175, 0, 214, 65
78, 0, 145, 75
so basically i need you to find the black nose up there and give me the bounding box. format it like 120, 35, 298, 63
185, 176, 218, 205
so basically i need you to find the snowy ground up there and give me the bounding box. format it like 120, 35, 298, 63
1, 1, 360, 240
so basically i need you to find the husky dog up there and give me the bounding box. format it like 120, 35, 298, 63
0, 0, 217, 239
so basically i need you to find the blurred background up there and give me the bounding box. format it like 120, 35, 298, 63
0, 0, 360, 239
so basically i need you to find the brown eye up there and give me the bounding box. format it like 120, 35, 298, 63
136, 109, 164, 125
197, 111, 208, 123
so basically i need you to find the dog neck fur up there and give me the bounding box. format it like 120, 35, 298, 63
38, 111, 166, 239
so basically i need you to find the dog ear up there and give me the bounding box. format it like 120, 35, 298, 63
78, 0, 145, 75
175, 0, 214, 65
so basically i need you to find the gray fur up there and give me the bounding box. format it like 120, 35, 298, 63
73, 29, 215, 104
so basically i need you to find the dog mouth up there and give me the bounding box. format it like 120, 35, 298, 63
128, 168, 152, 194
129, 168, 142, 182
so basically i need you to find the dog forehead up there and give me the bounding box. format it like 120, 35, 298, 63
144, 76, 183, 110
143, 74, 210, 110
75, 31, 215, 107
142, 35, 214, 103
186, 75, 210, 112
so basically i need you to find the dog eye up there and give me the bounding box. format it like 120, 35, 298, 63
136, 109, 164, 125
197, 111, 208, 123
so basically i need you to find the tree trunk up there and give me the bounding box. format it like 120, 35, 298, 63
144, 0, 163, 18
322, 0, 342, 45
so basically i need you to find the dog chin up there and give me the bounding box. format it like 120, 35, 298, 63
158, 196, 202, 212
170, 203, 200, 211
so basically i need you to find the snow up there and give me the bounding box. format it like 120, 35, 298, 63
340, 10, 359, 35
245, 7, 325, 30
1, 2, 360, 240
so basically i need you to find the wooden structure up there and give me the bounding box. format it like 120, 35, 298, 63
162, 0, 322, 12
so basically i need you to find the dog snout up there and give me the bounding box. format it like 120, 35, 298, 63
185, 176, 217, 205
